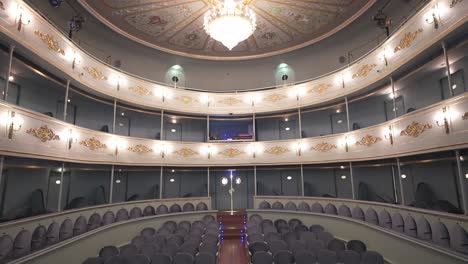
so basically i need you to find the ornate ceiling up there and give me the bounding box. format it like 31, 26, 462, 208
79, 0, 374, 60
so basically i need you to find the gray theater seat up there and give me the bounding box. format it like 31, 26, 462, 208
196, 202, 208, 211
364, 208, 379, 225
252, 251, 273, 264
391, 212, 404, 233
46, 222, 60, 245
338, 250, 361, 264
157, 205, 169, 214
143, 206, 155, 216
361, 251, 384, 264
351, 207, 365, 221
297, 202, 310, 212
173, 252, 194, 264
450, 224, 468, 254
378, 210, 392, 228
273, 250, 294, 264
317, 249, 337, 264
130, 207, 143, 219
169, 204, 182, 213
102, 211, 116, 225
0, 235, 13, 261
338, 205, 352, 217
13, 230, 31, 258
195, 252, 216, 264
59, 219, 73, 241
83, 257, 105, 264
285, 202, 297, 211
99, 246, 119, 260
294, 250, 316, 264
327, 239, 345, 253
116, 209, 129, 222
120, 244, 138, 256
249, 241, 269, 255
183, 203, 195, 212
346, 240, 366, 254
403, 215, 417, 237
31, 225, 47, 251
311, 203, 324, 213
324, 204, 338, 215
269, 240, 288, 255
258, 201, 271, 209
416, 217, 432, 241
272, 201, 284, 210
88, 213, 102, 231
73, 216, 88, 236
149, 253, 171, 264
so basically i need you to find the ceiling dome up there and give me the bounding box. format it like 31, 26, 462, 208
79, 0, 374, 60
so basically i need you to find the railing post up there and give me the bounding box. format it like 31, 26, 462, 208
63, 80, 70, 121
159, 166, 163, 199
0, 156, 4, 214
207, 167, 210, 197
397, 158, 406, 205
112, 99, 117, 134
349, 162, 356, 199
298, 108, 302, 139
442, 42, 454, 97
109, 165, 115, 203
57, 163, 65, 211
300, 164, 304, 196
254, 165, 257, 196
391, 164, 399, 204
455, 151, 468, 215
3, 45, 15, 101
345, 97, 350, 132
207, 114, 210, 141
252, 113, 256, 141
390, 77, 397, 119
160, 110, 164, 140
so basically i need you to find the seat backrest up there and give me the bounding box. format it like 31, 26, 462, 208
183, 203, 195, 212
378, 210, 392, 228
309, 224, 324, 233
13, 230, 31, 258
73, 215, 88, 236
169, 204, 182, 213
116, 208, 129, 222
317, 231, 334, 246
327, 239, 345, 253
258, 201, 271, 209
432, 221, 450, 247
0, 235, 13, 261
88, 213, 102, 231
143, 205, 155, 216
46, 222, 60, 246
99, 245, 119, 260
31, 225, 47, 251
252, 251, 273, 264
391, 212, 404, 233
130, 207, 143, 219
173, 252, 194, 264
196, 202, 208, 211
269, 240, 288, 255
272, 201, 284, 210
157, 204, 169, 214
120, 244, 138, 256
59, 219, 73, 241
364, 208, 379, 225
295, 250, 316, 264
102, 211, 115, 225
324, 204, 338, 215
195, 252, 216, 264
311, 203, 324, 213
317, 249, 337, 264
285, 202, 297, 211
346, 240, 367, 254
416, 217, 432, 241
338, 250, 361, 264
403, 215, 417, 237
351, 207, 365, 221
249, 241, 269, 255
249, 214, 263, 223
273, 250, 294, 264
297, 202, 310, 212
450, 224, 468, 254
338, 205, 352, 217
149, 253, 172, 264
361, 251, 384, 264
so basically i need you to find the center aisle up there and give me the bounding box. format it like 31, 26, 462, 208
217, 211, 249, 264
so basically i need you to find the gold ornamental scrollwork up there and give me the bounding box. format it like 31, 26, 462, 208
83, 66, 108, 81
26, 125, 60, 142
34, 30, 65, 55
174, 148, 199, 157
450, 0, 463, 8
394, 28, 423, 53
311, 142, 337, 152
265, 146, 289, 155
308, 84, 331, 94
128, 144, 153, 154
80, 137, 107, 150
264, 94, 287, 103
219, 148, 245, 157
462, 112, 468, 120
129, 86, 153, 96
0, 2, 5, 11
176, 95, 198, 104
400, 122, 433, 137
218, 97, 243, 105
352, 64, 377, 79
355, 135, 382, 147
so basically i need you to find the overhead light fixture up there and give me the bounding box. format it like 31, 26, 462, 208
286, 176, 292, 180
285, 127, 290, 131
171, 118, 177, 124
284, 118, 289, 122
340, 175, 347, 180
235, 177, 242, 185
401, 174, 407, 179
171, 128, 176, 133
169, 178, 175, 183
204, 0, 256, 50
221, 177, 228, 186
55, 180, 61, 185
115, 179, 121, 184
8, 75, 14, 82
452, 84, 457, 90
340, 166, 345, 169
171, 169, 175, 173
465, 173, 468, 179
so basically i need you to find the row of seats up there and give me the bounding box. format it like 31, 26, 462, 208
258, 200, 468, 254
0, 202, 209, 263
83, 215, 219, 264
246, 214, 384, 264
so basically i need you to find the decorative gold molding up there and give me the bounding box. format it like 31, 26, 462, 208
218, 97, 243, 105
176, 95, 198, 104
129, 86, 153, 96
128, 144, 153, 154
355, 135, 382, 147
462, 112, 468, 120
174, 148, 199, 157
80, 137, 107, 150
450, 0, 463, 8
265, 146, 289, 155
83, 66, 108, 81
308, 84, 331, 94
311, 142, 337, 152
352, 64, 377, 79
26, 125, 60, 142
0, 1, 5, 11
264, 94, 287, 103
219, 148, 245, 157
394, 28, 423, 53
400, 122, 433, 137
34, 30, 65, 55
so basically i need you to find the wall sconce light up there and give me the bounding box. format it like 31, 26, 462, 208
200, 94, 210, 107
221, 177, 228, 186
200, 145, 215, 159
335, 72, 351, 89
108, 138, 125, 156
247, 143, 263, 158
155, 142, 171, 158
246, 94, 261, 107
109, 74, 125, 91
1, 111, 23, 139
288, 87, 305, 101
15, 6, 31, 32
425, 3, 446, 29
160, 88, 172, 103
339, 136, 354, 152
61, 128, 78, 149
65, 50, 82, 70
378, 47, 393, 66
383, 125, 394, 145
292, 140, 306, 156
435, 107, 453, 134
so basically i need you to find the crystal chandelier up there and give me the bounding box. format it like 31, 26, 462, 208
204, 0, 256, 50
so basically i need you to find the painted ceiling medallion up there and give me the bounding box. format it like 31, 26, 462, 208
80, 137, 107, 150
311, 142, 337, 152
83, 66, 108, 80
400, 121, 433, 137
265, 146, 289, 155
129, 86, 153, 96
219, 148, 245, 157
394, 28, 423, 53
174, 148, 199, 157
34, 30, 65, 55
218, 96, 243, 105
78, 0, 373, 60
26, 125, 60, 142
204, 0, 256, 50
308, 84, 331, 94
128, 144, 153, 154
265, 94, 287, 103
352, 64, 377, 79
355, 135, 382, 147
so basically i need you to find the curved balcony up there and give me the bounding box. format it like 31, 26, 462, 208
0, 0, 466, 115
0, 93, 466, 166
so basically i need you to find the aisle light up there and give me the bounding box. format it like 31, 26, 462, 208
200, 144, 215, 159
108, 137, 126, 155
60, 128, 78, 149
199, 94, 210, 106
8, 75, 14, 82
14, 5, 31, 31
335, 72, 352, 88
0, 111, 23, 139
424, 2, 448, 29
435, 107, 456, 134
155, 142, 172, 158
247, 143, 263, 158
383, 126, 394, 145
378, 47, 394, 66
64, 50, 82, 69
338, 136, 354, 152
